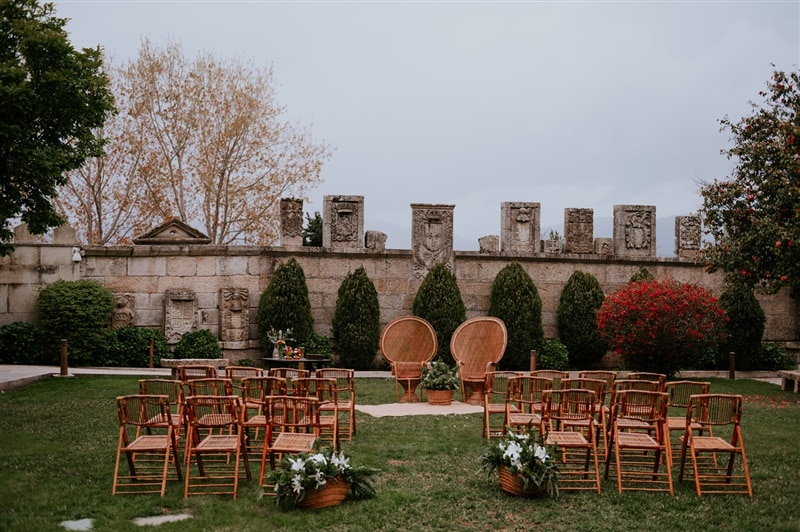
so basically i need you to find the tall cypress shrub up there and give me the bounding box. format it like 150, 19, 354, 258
412, 263, 466, 365
718, 283, 765, 371
37, 280, 114, 365
488, 262, 543, 370
256, 257, 314, 349
331, 266, 380, 370
557, 270, 607, 368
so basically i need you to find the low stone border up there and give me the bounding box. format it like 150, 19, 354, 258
159, 358, 229, 378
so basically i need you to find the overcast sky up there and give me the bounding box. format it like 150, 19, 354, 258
55, 1, 799, 254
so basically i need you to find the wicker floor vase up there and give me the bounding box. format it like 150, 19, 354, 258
425, 389, 454, 405
296, 479, 351, 509
498, 466, 547, 498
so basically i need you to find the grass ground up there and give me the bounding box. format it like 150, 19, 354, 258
0, 376, 798, 531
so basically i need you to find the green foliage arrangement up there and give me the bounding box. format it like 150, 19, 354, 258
37, 280, 114, 365
301, 332, 332, 359
302, 211, 323, 247
421, 360, 460, 390
759, 344, 796, 371
412, 263, 466, 365
0, 322, 43, 364
0, 0, 116, 256
331, 266, 381, 370
699, 69, 800, 300
488, 262, 543, 370
538, 339, 569, 370
481, 426, 559, 498
101, 327, 169, 367
718, 283, 766, 371
264, 448, 379, 510
256, 257, 314, 350
557, 270, 607, 368
597, 279, 727, 378
629, 267, 656, 283
172, 329, 222, 359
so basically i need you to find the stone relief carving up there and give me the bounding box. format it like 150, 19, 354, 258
613, 205, 656, 258
323, 195, 364, 248
564, 208, 594, 254
594, 238, 613, 256
220, 287, 249, 349
478, 235, 499, 253
365, 230, 387, 252
501, 202, 540, 252
411, 204, 454, 277
110, 293, 135, 329
675, 215, 702, 259
280, 198, 304, 245
164, 289, 198, 344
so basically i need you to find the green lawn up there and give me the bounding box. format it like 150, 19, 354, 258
1, 376, 798, 531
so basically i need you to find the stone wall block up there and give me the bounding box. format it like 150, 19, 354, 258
167, 256, 197, 276
129, 257, 167, 277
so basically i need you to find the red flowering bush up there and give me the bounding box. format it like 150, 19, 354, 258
597, 280, 727, 378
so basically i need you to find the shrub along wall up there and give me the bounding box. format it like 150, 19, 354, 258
1, 242, 798, 364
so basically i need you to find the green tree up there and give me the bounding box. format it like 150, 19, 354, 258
718, 283, 766, 371
557, 270, 607, 368
412, 263, 466, 365
256, 257, 314, 349
0, 0, 115, 255
488, 262, 543, 370
699, 69, 800, 300
331, 266, 380, 370
302, 211, 323, 246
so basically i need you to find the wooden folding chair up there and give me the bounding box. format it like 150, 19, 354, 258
240, 376, 287, 457
113, 394, 182, 496
183, 395, 250, 498
665, 381, 711, 460
224, 366, 265, 397
316, 368, 357, 440
541, 389, 602, 493
605, 390, 673, 495
560, 377, 609, 454
268, 368, 310, 395
627, 372, 667, 391
137, 379, 185, 441
292, 377, 340, 451
506, 376, 553, 434
530, 369, 569, 388
483, 371, 523, 439
679, 394, 752, 497
177, 364, 218, 383
259, 395, 321, 485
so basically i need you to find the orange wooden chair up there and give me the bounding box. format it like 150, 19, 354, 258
380, 316, 438, 403
292, 377, 340, 451
483, 370, 523, 439
316, 368, 357, 440
259, 395, 321, 485
505, 375, 553, 434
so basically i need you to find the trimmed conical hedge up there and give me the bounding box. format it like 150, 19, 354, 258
412, 263, 466, 365
331, 266, 381, 370
256, 257, 314, 350
557, 270, 607, 368
718, 282, 765, 371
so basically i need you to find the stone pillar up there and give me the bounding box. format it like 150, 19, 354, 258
220, 287, 249, 349
164, 289, 197, 344
594, 238, 613, 256
411, 204, 455, 278
613, 205, 656, 258
675, 215, 701, 260
478, 235, 499, 253
500, 202, 540, 253
365, 230, 387, 252
564, 208, 594, 254
280, 198, 304, 247
322, 195, 364, 249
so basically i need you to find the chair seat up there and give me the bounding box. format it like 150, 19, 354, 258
198, 414, 235, 425
145, 413, 181, 428
243, 415, 267, 427
616, 432, 660, 449
546, 431, 589, 447
616, 418, 651, 430
508, 413, 541, 425
667, 417, 703, 431
488, 403, 515, 414
692, 436, 736, 452
272, 432, 316, 453
125, 435, 170, 452
196, 435, 240, 452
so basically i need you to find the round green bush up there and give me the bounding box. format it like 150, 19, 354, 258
173, 329, 222, 359
758, 344, 795, 371
37, 280, 115, 366
538, 339, 569, 370
718, 283, 765, 371
331, 266, 381, 370
104, 327, 169, 367
256, 257, 314, 351
557, 270, 607, 368
488, 262, 543, 370
412, 263, 466, 365
0, 321, 44, 364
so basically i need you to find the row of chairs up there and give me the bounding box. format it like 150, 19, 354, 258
484, 371, 751, 496
112, 366, 356, 498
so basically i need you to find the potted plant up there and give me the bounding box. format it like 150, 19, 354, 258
421, 360, 460, 405
264, 448, 379, 510
481, 426, 559, 498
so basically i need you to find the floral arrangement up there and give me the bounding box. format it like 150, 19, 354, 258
596, 279, 727, 378
421, 360, 460, 390
266, 327, 294, 347
264, 448, 379, 509
481, 427, 559, 497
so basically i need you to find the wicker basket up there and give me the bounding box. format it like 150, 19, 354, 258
425, 389, 454, 405
498, 466, 545, 498
296, 478, 351, 509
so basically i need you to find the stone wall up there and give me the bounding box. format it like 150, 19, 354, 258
2, 237, 797, 364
